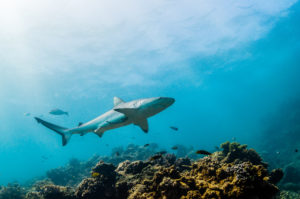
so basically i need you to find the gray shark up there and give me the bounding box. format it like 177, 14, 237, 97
35, 97, 175, 146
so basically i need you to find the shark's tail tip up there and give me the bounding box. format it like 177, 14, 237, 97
33, 117, 72, 146
34, 117, 41, 123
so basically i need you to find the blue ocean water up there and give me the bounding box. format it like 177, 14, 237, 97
0, 0, 300, 187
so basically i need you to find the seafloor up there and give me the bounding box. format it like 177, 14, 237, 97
0, 142, 299, 199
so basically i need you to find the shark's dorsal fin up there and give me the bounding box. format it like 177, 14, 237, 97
134, 119, 148, 133
114, 97, 125, 107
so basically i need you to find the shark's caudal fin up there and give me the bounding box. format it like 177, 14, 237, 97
35, 117, 72, 146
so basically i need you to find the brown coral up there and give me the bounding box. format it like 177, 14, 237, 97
126, 142, 279, 199
26, 182, 74, 199
16, 142, 284, 199
218, 141, 268, 167
75, 161, 117, 199
130, 158, 278, 199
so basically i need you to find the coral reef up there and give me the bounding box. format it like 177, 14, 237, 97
281, 161, 300, 184
0, 183, 25, 199
129, 157, 277, 199
46, 155, 99, 186
101, 143, 160, 165
75, 161, 118, 199
25, 179, 75, 199
276, 190, 300, 199
269, 168, 284, 184
31, 185, 74, 199
171, 144, 196, 159
3, 142, 285, 199
217, 141, 267, 167
45, 143, 162, 187
277, 160, 300, 192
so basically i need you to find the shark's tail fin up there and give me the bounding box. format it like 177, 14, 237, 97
35, 117, 72, 146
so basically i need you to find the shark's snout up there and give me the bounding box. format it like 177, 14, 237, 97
158, 97, 175, 107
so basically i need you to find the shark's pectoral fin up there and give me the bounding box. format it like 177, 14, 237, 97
114, 108, 148, 133
114, 108, 138, 117
134, 119, 148, 133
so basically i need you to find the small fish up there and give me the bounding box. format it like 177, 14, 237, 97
149, 154, 162, 161
276, 151, 280, 155
24, 112, 31, 116
215, 146, 220, 151
78, 122, 83, 127
232, 137, 236, 141
105, 144, 109, 147
115, 152, 120, 156
196, 150, 211, 155
92, 172, 100, 177
171, 146, 178, 150
144, 144, 150, 147
49, 109, 68, 116
170, 126, 178, 131
295, 149, 298, 153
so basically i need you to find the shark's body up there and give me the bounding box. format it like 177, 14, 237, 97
35, 97, 175, 146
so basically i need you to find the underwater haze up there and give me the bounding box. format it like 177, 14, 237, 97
0, 0, 300, 189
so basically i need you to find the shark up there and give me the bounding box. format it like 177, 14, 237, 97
35, 96, 175, 146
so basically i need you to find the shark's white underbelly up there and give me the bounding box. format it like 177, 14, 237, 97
70, 110, 131, 134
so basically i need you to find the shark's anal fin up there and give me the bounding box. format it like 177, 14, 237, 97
62, 132, 72, 145
94, 125, 105, 138
134, 119, 148, 133
96, 131, 104, 138
114, 97, 125, 107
